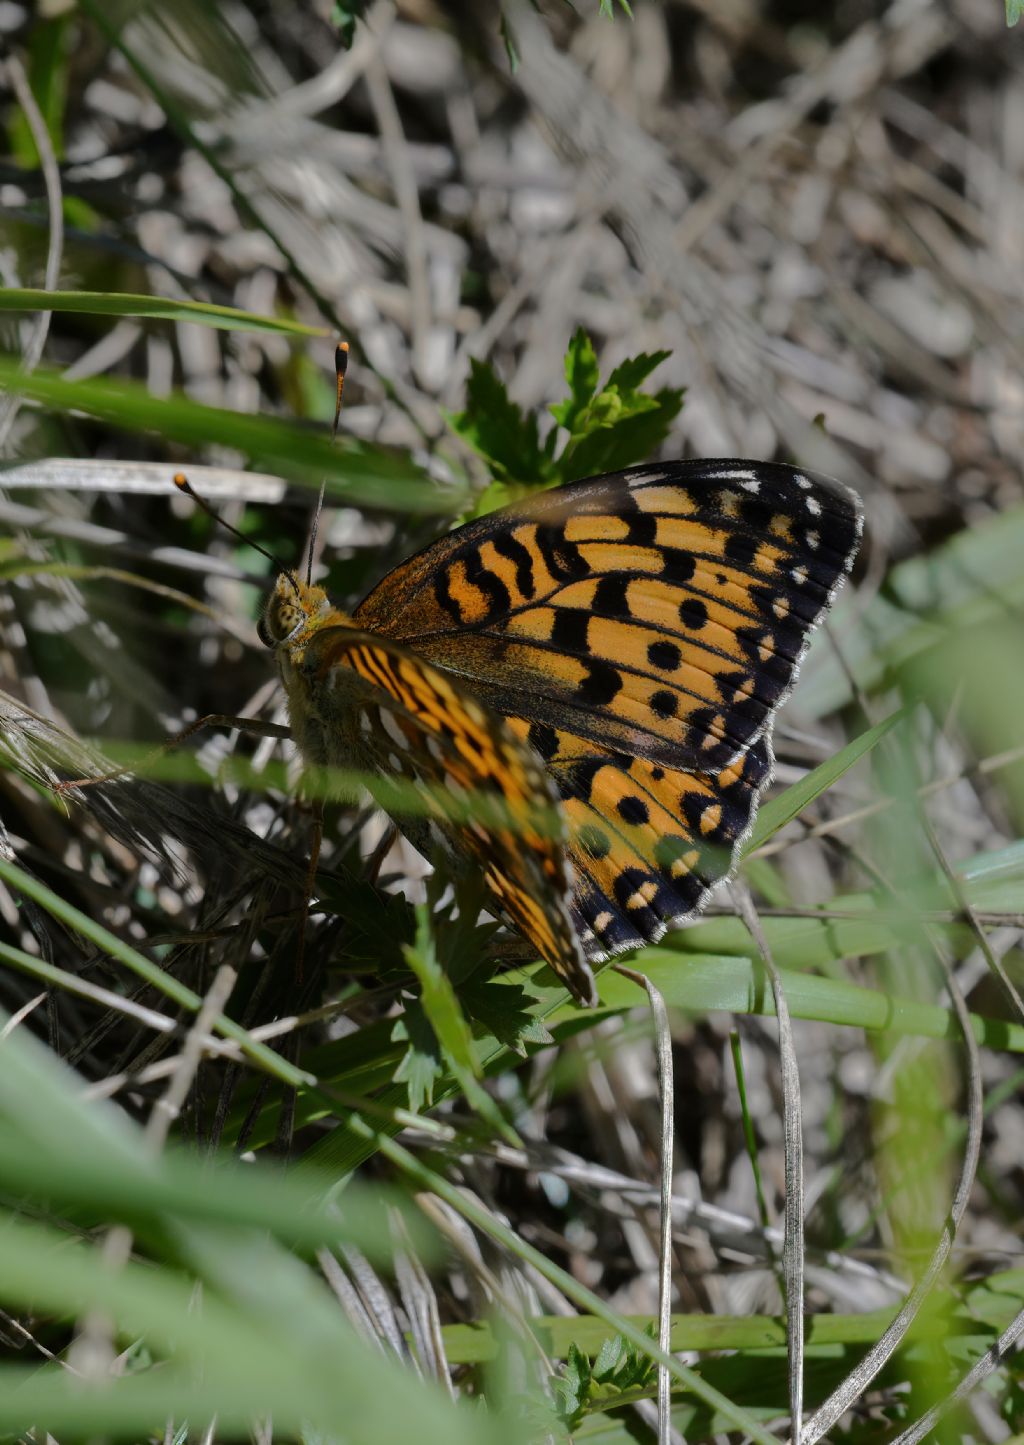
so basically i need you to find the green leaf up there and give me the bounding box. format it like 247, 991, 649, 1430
549, 327, 600, 432
446, 358, 547, 485
605, 349, 672, 394
331, 0, 369, 46
593, 1333, 628, 1382
392, 1002, 444, 1113
449, 332, 683, 518
559, 384, 684, 482
552, 1341, 592, 1427
460, 977, 554, 1056
0, 287, 326, 336
1008, 0, 1022, 24
550, 336, 683, 481
402, 903, 518, 1143
404, 906, 479, 1081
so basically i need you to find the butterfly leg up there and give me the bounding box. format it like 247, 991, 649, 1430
54, 714, 292, 792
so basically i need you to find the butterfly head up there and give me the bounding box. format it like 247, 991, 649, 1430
257, 572, 336, 648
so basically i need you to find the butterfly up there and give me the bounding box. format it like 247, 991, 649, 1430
254, 460, 862, 1006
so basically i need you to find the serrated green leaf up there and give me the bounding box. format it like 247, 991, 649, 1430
403, 905, 518, 1143
446, 358, 547, 484
593, 1332, 628, 1381
559, 384, 684, 482
550, 327, 600, 432
392, 1002, 443, 1113
460, 978, 554, 1056
555, 1341, 591, 1421
605, 349, 672, 394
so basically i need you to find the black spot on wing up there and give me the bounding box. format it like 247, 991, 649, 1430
662, 548, 696, 584
527, 721, 560, 761
648, 640, 681, 671
593, 574, 630, 618
617, 795, 649, 825
650, 690, 678, 719
679, 596, 708, 631
723, 531, 758, 568
576, 661, 622, 707
551, 608, 590, 653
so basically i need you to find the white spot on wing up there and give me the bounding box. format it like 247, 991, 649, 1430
795, 474, 812, 490
806, 530, 820, 550
806, 496, 821, 516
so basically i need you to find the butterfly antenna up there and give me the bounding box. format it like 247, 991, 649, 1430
172, 473, 300, 597
305, 339, 349, 586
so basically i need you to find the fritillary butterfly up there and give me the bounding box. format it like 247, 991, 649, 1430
255, 459, 862, 1006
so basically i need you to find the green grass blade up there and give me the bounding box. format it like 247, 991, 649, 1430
0, 356, 463, 513
747, 709, 907, 852
0, 286, 327, 335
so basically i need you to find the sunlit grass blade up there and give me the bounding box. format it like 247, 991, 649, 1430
0, 356, 465, 513
747, 709, 907, 852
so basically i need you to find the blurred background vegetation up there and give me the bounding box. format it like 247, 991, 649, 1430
1, 1, 1023, 1441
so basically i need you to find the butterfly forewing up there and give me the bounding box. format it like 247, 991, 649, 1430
354, 461, 862, 772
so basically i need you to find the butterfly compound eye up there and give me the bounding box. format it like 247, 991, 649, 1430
256, 607, 276, 648
258, 579, 306, 646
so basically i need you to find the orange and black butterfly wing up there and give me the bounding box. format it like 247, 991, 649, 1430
297, 627, 596, 1003
354, 461, 861, 961
505, 719, 771, 958
354, 461, 862, 774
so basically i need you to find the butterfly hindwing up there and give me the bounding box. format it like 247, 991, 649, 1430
354, 461, 862, 772
506, 719, 771, 960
